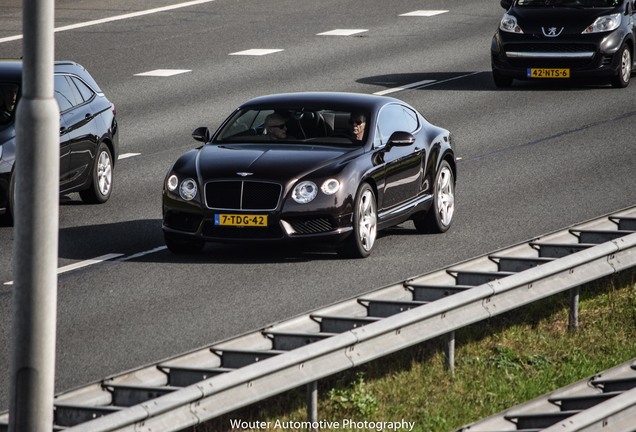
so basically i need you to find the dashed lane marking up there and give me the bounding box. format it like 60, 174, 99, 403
374, 80, 437, 96
3, 253, 124, 286
399, 10, 449, 17
118, 153, 141, 160
229, 49, 285, 56
135, 69, 191, 77
317, 29, 368, 36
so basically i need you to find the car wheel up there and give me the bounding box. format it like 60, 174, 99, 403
338, 183, 377, 259
414, 160, 455, 234
79, 142, 113, 204
164, 232, 205, 254
611, 44, 632, 88
492, 70, 513, 88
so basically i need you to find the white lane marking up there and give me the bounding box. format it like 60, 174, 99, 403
3, 253, 124, 286
118, 153, 141, 160
317, 29, 368, 36
400, 10, 449, 17
374, 72, 481, 96
117, 246, 167, 262
135, 69, 191, 77
0, 0, 217, 44
374, 80, 436, 96
230, 49, 284, 56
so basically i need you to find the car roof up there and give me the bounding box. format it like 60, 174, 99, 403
0, 59, 102, 92
239, 92, 407, 111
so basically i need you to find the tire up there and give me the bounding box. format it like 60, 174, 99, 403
611, 44, 632, 88
338, 183, 377, 259
164, 232, 205, 254
79, 142, 113, 204
492, 69, 513, 88
413, 160, 455, 234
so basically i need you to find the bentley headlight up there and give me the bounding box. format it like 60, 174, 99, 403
167, 174, 179, 192
179, 178, 198, 201
583, 13, 621, 34
321, 179, 340, 195
500, 13, 523, 34
292, 181, 317, 204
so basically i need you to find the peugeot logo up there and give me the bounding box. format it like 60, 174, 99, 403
542, 26, 564, 37
236, 172, 253, 177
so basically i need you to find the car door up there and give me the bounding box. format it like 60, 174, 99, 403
55, 74, 99, 193
63, 75, 99, 191
53, 74, 74, 189
373, 104, 424, 211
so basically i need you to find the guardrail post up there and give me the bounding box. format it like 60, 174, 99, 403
445, 331, 455, 375
569, 287, 580, 332
306, 381, 318, 431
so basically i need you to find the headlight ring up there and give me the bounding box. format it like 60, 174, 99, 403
167, 174, 179, 192
292, 181, 318, 204
179, 178, 198, 201
321, 178, 340, 195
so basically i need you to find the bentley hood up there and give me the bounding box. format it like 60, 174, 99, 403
195, 143, 361, 181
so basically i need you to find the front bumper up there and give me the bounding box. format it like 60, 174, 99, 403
491, 29, 629, 80
162, 194, 354, 245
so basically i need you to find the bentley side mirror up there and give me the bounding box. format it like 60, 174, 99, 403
386, 131, 415, 150
500, 0, 513, 9
192, 126, 210, 143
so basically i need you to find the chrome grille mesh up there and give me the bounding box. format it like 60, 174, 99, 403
205, 181, 281, 211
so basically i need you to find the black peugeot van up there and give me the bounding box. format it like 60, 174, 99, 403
491, 0, 636, 87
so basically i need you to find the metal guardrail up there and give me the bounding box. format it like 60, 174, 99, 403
458, 358, 636, 432
1, 206, 636, 431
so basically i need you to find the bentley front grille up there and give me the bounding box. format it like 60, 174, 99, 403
205, 181, 282, 211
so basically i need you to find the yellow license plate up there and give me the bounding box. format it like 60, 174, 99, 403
214, 214, 268, 227
528, 68, 570, 78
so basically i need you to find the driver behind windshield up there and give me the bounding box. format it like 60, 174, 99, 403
264, 112, 290, 140
349, 112, 367, 141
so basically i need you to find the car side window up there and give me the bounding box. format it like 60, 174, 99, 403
54, 75, 77, 112
70, 76, 95, 103
374, 104, 414, 147
403, 106, 419, 132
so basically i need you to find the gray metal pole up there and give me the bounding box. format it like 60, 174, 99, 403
445, 331, 455, 376
569, 287, 580, 332
306, 381, 318, 431
9, 0, 59, 430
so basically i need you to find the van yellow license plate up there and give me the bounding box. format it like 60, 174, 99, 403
527, 68, 570, 78
214, 214, 268, 227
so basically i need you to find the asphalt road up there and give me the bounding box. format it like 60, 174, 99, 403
0, 0, 635, 412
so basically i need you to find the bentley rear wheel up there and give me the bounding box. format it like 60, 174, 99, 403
414, 160, 455, 234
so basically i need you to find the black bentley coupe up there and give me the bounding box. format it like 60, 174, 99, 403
492, 0, 636, 87
0, 60, 119, 224
162, 92, 456, 258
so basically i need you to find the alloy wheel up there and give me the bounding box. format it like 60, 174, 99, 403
357, 188, 377, 252
97, 150, 112, 196
436, 165, 455, 227
620, 48, 632, 84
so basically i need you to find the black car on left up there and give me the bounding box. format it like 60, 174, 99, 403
492, 0, 636, 88
162, 92, 456, 258
0, 60, 119, 224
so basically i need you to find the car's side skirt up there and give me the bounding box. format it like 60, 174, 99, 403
378, 193, 433, 226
